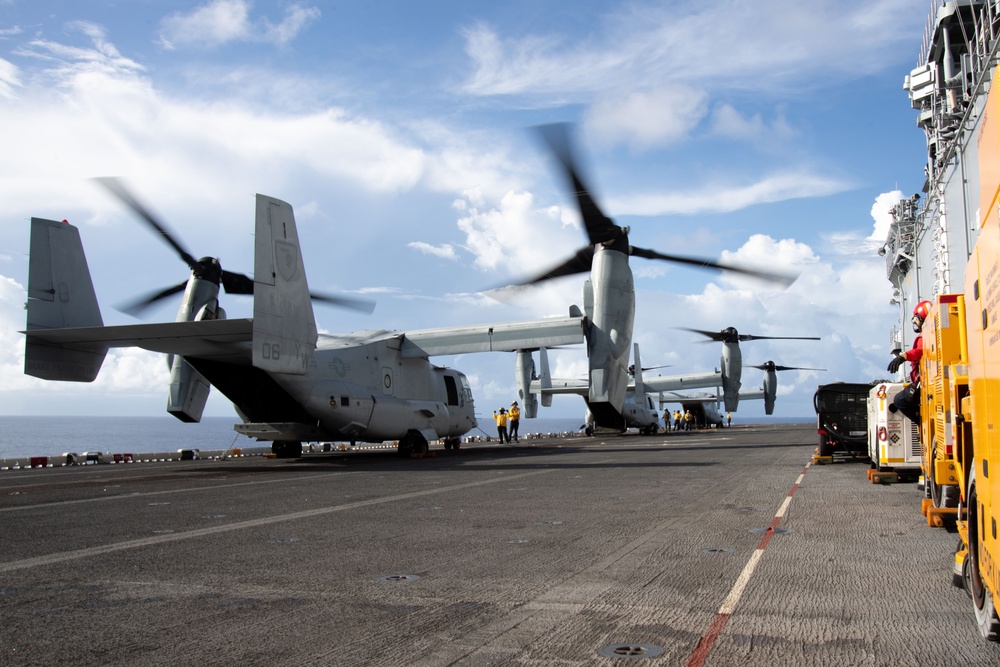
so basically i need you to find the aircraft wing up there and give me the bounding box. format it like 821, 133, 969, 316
399, 315, 586, 358
537, 377, 589, 396
643, 371, 722, 393
22, 319, 253, 362
657, 392, 720, 404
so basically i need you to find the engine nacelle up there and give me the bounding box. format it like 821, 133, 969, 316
515, 350, 539, 418
720, 341, 742, 412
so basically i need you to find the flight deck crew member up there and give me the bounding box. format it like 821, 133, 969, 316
508, 401, 521, 442
663, 408, 671, 432
674, 410, 682, 431
887, 299, 930, 424
493, 407, 510, 443
727, 412, 732, 427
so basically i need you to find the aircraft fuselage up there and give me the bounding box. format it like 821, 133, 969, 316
586, 244, 634, 427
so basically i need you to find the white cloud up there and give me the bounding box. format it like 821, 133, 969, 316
461, 1, 917, 99
0, 57, 20, 99
585, 86, 709, 151
606, 171, 852, 216
869, 189, 905, 243
159, 0, 321, 50
710, 104, 797, 146
408, 241, 458, 260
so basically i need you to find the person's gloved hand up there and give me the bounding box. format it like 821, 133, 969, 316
887, 353, 906, 373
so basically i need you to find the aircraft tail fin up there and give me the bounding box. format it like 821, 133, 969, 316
632, 343, 646, 404
538, 347, 553, 407
24, 218, 107, 381
252, 195, 318, 374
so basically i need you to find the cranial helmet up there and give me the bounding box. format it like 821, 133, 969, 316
912, 300, 932, 332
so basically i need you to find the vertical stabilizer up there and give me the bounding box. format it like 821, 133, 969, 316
632, 343, 646, 404
24, 218, 107, 381
538, 347, 553, 407
253, 195, 317, 374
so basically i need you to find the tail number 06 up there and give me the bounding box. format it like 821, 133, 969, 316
262, 342, 281, 360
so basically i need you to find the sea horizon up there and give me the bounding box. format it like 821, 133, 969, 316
0, 414, 814, 460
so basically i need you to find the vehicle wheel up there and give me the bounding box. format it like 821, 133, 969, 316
819, 440, 833, 457
930, 472, 960, 509
968, 470, 1000, 641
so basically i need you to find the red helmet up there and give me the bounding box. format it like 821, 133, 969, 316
913, 300, 932, 321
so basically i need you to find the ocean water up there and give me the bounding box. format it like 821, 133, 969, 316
0, 415, 588, 460
0, 414, 812, 460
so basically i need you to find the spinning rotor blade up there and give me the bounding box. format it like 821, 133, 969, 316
536, 123, 622, 245
737, 334, 821, 342
220, 270, 255, 295
308, 292, 376, 315
531, 125, 799, 289
118, 281, 189, 317
750, 362, 826, 372
97, 177, 375, 316
516, 246, 595, 287
680, 327, 820, 343
94, 177, 198, 269
630, 246, 797, 287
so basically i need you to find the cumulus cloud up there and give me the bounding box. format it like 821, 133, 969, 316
869, 189, 905, 242
159, 0, 321, 49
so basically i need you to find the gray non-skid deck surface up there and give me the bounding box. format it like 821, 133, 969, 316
2, 424, 998, 665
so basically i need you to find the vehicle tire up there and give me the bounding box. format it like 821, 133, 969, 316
967, 468, 1000, 641
930, 474, 960, 509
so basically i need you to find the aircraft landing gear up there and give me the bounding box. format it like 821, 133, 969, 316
272, 441, 303, 459
398, 432, 429, 457
443, 437, 461, 450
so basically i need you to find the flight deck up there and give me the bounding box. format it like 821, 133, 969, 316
2, 423, 997, 666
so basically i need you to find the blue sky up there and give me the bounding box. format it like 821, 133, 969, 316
0, 0, 929, 422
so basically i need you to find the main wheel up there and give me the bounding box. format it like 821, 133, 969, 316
968, 469, 1000, 641
272, 441, 302, 458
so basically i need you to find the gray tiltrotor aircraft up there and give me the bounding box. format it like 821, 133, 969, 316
510, 124, 797, 429
679, 327, 821, 412
747, 360, 826, 415
23, 183, 586, 456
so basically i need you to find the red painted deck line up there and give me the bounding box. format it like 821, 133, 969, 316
683, 463, 810, 667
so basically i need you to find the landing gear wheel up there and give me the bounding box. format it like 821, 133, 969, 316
272, 441, 302, 459
398, 432, 429, 456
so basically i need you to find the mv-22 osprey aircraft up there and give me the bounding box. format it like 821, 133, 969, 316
530, 335, 822, 434
507, 124, 800, 426
22, 181, 587, 457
